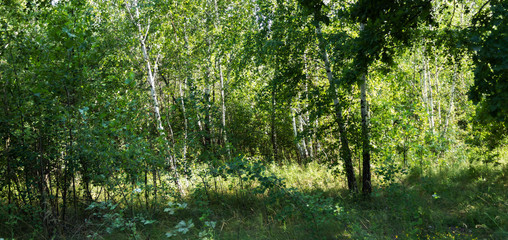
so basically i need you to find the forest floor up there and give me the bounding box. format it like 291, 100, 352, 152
81, 161, 507, 240
2, 161, 507, 240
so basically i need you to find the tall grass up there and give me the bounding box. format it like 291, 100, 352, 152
1, 159, 506, 239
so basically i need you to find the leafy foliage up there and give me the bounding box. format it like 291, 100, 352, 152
469, 0, 508, 129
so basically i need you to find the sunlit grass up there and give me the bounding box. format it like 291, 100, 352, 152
1, 160, 506, 239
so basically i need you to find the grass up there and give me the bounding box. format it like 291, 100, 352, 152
1, 160, 507, 239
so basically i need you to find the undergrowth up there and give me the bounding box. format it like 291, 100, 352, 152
0, 158, 506, 240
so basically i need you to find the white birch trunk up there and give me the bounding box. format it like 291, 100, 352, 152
316, 23, 357, 191
179, 81, 188, 160
127, 0, 181, 193
360, 23, 371, 195
435, 59, 442, 128
298, 114, 309, 158
291, 107, 304, 158
427, 58, 435, 134
213, 0, 230, 157
218, 59, 230, 157
444, 67, 457, 133
423, 54, 434, 133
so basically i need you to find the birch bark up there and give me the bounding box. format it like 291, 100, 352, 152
214, 0, 230, 158
360, 71, 371, 195
126, 0, 181, 193
316, 23, 357, 192
359, 23, 371, 195
292, 107, 304, 159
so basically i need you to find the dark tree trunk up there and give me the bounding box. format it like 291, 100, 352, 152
271, 85, 278, 162
360, 23, 372, 196
335, 101, 358, 192
316, 23, 357, 192
360, 75, 371, 195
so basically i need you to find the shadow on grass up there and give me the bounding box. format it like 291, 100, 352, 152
177, 164, 507, 239
2, 164, 505, 239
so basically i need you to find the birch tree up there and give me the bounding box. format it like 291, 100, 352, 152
124, 0, 181, 193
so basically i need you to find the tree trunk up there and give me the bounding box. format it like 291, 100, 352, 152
271, 85, 278, 162
6, 136, 12, 212
359, 23, 372, 196
423, 54, 435, 133
204, 82, 212, 154
152, 168, 158, 206
179, 81, 188, 162
291, 107, 304, 159
128, 0, 181, 193
303, 55, 313, 159
360, 72, 371, 195
315, 23, 357, 192
444, 69, 456, 134
218, 59, 230, 158
213, 0, 230, 159
298, 114, 309, 158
